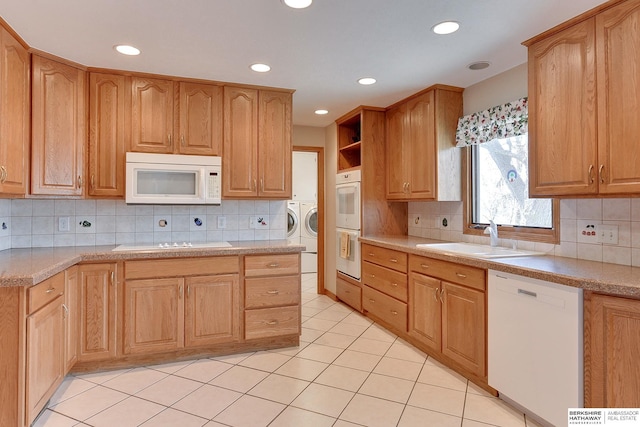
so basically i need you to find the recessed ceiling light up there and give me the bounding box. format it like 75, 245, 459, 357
114, 45, 140, 56
315, 109, 329, 115
358, 77, 376, 85
432, 21, 460, 35
283, 0, 312, 8
250, 63, 271, 72
468, 61, 491, 70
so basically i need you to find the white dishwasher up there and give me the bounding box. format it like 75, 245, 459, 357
488, 270, 583, 427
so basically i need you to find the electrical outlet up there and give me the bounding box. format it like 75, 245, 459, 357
217, 216, 226, 229
577, 220, 598, 243
58, 216, 70, 232
597, 224, 619, 245
250, 216, 268, 229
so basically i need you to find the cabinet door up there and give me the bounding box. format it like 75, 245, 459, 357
31, 55, 85, 196
441, 281, 485, 377
78, 263, 117, 362
0, 27, 30, 195
596, 1, 640, 194
527, 19, 598, 196
123, 278, 184, 354
586, 293, 640, 407
223, 86, 258, 197
64, 266, 79, 374
386, 104, 408, 199
26, 295, 64, 426
185, 274, 240, 347
88, 72, 129, 197
178, 82, 222, 155
408, 272, 441, 352
258, 90, 292, 198
131, 77, 174, 153
407, 91, 436, 199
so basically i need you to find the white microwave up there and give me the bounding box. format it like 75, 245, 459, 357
125, 152, 221, 204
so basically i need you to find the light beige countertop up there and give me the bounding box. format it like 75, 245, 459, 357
0, 241, 305, 288
361, 235, 640, 298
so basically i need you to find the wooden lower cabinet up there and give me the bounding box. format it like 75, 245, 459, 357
585, 292, 640, 407
362, 285, 407, 332
78, 263, 117, 362
408, 272, 441, 351
336, 273, 362, 312
64, 266, 79, 373
25, 294, 65, 426
244, 254, 301, 339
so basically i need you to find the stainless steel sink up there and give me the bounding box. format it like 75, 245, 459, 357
415, 242, 544, 259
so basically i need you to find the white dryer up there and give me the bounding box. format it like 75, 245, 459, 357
300, 202, 317, 273
287, 201, 300, 244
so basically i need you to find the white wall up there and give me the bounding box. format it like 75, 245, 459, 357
462, 63, 527, 115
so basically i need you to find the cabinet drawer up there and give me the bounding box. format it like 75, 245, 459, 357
410, 255, 486, 291
336, 275, 362, 312
362, 261, 408, 302
362, 285, 407, 332
245, 254, 299, 277
245, 306, 300, 340
28, 272, 65, 314
362, 244, 407, 273
125, 256, 239, 279
245, 276, 300, 309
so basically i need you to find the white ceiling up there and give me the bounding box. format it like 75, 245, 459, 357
1, 0, 605, 127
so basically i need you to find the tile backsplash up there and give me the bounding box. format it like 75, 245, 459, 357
0, 199, 287, 251
408, 198, 640, 267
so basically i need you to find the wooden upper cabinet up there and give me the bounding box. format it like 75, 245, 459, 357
527, 0, 640, 197
258, 90, 292, 198
88, 72, 129, 197
179, 82, 222, 155
131, 77, 174, 153
223, 87, 292, 199
0, 27, 30, 195
31, 55, 85, 196
385, 104, 407, 199
527, 19, 598, 197
596, 0, 640, 194
385, 87, 462, 201
223, 86, 258, 197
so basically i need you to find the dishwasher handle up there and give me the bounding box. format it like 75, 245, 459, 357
517, 289, 537, 298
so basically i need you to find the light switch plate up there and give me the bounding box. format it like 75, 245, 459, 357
597, 224, 619, 245
58, 216, 70, 232
217, 216, 226, 229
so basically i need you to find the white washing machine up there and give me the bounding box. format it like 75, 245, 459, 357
287, 201, 300, 244
300, 202, 317, 273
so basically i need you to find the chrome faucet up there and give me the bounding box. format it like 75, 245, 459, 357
484, 220, 499, 247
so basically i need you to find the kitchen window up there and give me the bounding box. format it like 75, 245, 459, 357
457, 98, 559, 244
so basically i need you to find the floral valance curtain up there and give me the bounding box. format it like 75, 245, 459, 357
455, 97, 528, 147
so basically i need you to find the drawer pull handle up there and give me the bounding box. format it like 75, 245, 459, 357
267, 290, 280, 295
434, 288, 439, 302
266, 320, 279, 326
391, 283, 398, 287
456, 273, 467, 279
62, 303, 69, 319
370, 274, 375, 278
268, 263, 279, 268
369, 299, 375, 303
45, 287, 56, 294
368, 253, 375, 257
391, 310, 398, 315
389, 258, 398, 263
420, 264, 429, 269
518, 289, 537, 298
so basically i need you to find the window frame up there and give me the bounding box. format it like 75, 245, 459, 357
462, 146, 560, 244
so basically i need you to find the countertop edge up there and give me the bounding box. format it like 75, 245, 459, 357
360, 236, 640, 299
0, 242, 305, 288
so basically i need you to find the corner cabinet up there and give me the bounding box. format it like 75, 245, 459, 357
0, 26, 30, 195
526, 0, 640, 196
223, 86, 292, 199
88, 72, 129, 197
31, 55, 86, 196
385, 86, 463, 201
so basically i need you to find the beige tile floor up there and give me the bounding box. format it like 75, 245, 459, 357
34, 273, 543, 427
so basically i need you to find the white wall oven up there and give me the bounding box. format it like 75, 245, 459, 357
336, 170, 361, 280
